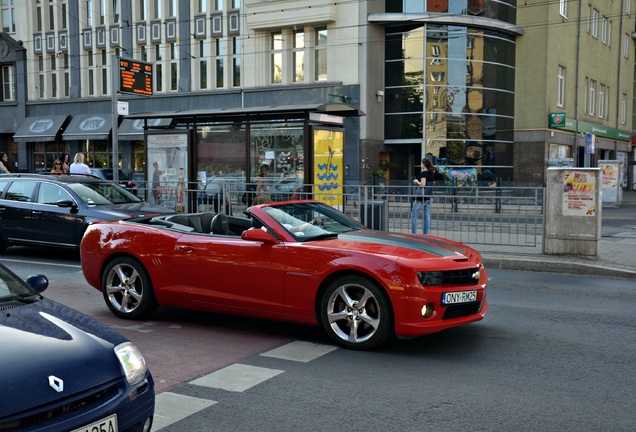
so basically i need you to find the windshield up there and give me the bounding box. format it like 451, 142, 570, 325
68, 182, 142, 205
261, 202, 364, 241
0, 265, 35, 301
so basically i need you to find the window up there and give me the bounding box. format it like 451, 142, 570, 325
215, 38, 224, 88
559, 0, 567, 18
293, 29, 305, 83
139, 0, 147, 20
315, 27, 327, 81
431, 72, 445, 82
601, 17, 610, 45
1, 65, 14, 101
598, 84, 605, 118
557, 66, 565, 107
0, 0, 15, 33
588, 79, 596, 116
590, 8, 598, 38
169, 43, 178, 91
626, 0, 632, 15
199, 40, 209, 89
232, 37, 240, 87
621, 94, 627, 124
271, 32, 283, 84
86, 0, 93, 26
625, 34, 630, 58
99, 0, 105, 25
430, 45, 440, 56
37, 183, 73, 206
169, 0, 177, 17
215, 0, 223, 11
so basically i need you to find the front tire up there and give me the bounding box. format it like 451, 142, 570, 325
320, 276, 393, 350
101, 257, 157, 319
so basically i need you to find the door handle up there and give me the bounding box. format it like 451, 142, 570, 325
177, 245, 195, 253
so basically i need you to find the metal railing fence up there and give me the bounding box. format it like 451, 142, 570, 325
135, 179, 545, 251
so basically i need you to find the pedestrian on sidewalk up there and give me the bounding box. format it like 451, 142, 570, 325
412, 158, 436, 234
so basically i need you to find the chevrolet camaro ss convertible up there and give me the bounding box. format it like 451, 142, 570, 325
80, 200, 488, 350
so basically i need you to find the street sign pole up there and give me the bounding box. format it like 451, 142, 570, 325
111, 55, 119, 182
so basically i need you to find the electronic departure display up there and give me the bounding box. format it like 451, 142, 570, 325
119, 58, 153, 96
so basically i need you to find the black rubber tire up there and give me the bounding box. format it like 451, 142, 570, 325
101, 256, 158, 319
320, 275, 393, 350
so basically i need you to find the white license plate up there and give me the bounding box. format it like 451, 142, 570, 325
72, 414, 117, 432
442, 290, 477, 305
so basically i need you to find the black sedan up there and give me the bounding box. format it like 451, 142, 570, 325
0, 173, 172, 253
0, 263, 155, 431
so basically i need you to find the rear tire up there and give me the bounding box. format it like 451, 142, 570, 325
101, 257, 157, 319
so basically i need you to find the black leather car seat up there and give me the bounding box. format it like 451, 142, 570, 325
210, 213, 229, 235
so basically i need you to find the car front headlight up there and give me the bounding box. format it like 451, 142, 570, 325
115, 342, 148, 385
417, 271, 444, 286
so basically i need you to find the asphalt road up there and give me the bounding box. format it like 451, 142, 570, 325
1, 249, 634, 431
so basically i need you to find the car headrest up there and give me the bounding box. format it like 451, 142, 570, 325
211, 213, 229, 235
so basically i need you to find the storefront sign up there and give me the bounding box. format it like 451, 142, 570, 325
548, 113, 565, 128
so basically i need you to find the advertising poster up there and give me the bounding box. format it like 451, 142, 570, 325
599, 160, 620, 206
562, 171, 597, 216
147, 133, 189, 211
313, 129, 344, 210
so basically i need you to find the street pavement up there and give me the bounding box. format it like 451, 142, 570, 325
480, 190, 636, 279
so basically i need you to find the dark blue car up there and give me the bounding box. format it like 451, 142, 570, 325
0, 263, 155, 431
0, 173, 172, 253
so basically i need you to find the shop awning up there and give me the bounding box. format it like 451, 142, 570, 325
125, 103, 365, 124
62, 114, 112, 141
13, 116, 69, 142
117, 118, 173, 140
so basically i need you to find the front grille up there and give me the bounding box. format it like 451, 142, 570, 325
0, 381, 121, 431
418, 267, 480, 286
442, 299, 484, 320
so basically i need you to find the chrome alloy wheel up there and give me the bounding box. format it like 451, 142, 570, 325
325, 281, 384, 345
106, 262, 143, 314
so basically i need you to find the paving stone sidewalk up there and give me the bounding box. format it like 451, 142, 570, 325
480, 190, 636, 279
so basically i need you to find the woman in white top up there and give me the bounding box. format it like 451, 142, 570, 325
69, 153, 91, 175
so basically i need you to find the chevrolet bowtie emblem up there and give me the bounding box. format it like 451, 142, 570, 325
472, 271, 481, 280
49, 375, 64, 393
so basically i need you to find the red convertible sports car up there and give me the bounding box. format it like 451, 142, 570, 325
80, 200, 488, 350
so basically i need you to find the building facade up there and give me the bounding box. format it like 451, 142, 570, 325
514, 0, 635, 189
0, 0, 634, 192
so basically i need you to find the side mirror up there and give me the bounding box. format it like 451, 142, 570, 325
241, 228, 279, 244
56, 199, 77, 209
26, 274, 49, 294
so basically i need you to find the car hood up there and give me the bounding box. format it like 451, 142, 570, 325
0, 297, 127, 417
315, 230, 478, 261
100, 202, 172, 217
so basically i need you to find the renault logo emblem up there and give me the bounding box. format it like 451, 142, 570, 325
49, 376, 64, 393
472, 271, 481, 280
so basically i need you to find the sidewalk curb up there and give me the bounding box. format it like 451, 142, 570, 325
483, 256, 636, 279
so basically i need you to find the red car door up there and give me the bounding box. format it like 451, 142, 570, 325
173, 233, 287, 315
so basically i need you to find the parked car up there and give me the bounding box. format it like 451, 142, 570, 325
80, 200, 488, 350
0, 263, 154, 431
90, 168, 138, 195
0, 173, 173, 253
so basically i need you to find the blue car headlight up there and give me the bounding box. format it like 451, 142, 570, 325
115, 342, 148, 385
